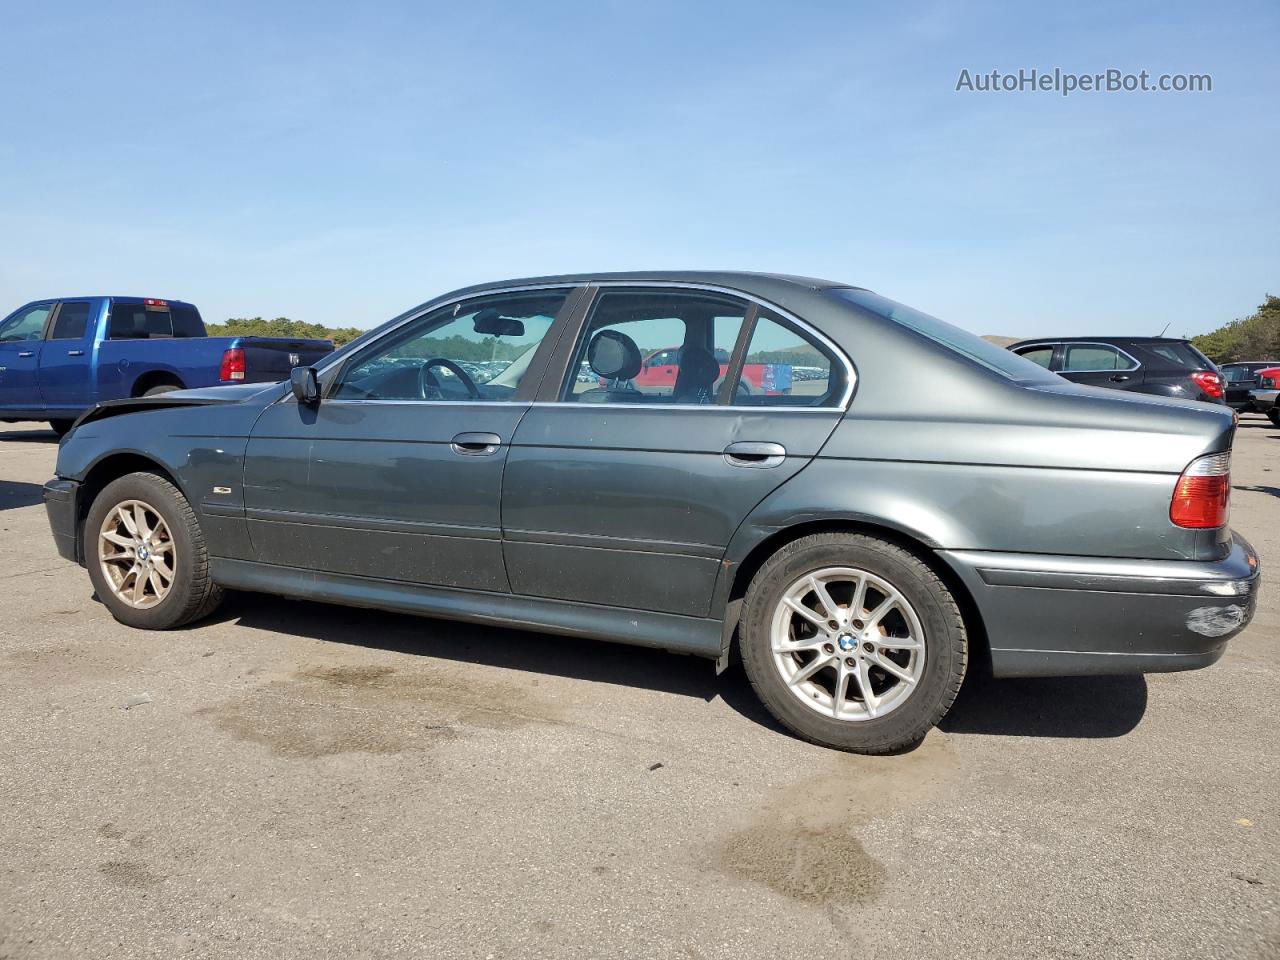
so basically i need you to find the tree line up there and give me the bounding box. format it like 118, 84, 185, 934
1192, 295, 1280, 362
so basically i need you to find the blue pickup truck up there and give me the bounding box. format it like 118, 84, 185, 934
0, 296, 334, 434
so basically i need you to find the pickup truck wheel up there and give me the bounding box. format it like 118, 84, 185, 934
85, 472, 224, 630
142, 384, 180, 397
48, 419, 74, 437
739, 533, 967, 754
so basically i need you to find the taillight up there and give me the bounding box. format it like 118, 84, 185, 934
1170, 452, 1231, 529
1191, 370, 1223, 398
219, 347, 246, 381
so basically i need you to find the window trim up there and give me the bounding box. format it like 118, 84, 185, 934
538, 281, 856, 410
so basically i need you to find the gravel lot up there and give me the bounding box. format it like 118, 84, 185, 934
0, 417, 1276, 960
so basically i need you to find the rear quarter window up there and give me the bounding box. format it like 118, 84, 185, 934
1142, 342, 1212, 369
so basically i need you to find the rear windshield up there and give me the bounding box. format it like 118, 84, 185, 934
1138, 341, 1213, 370
830, 289, 1059, 382
108, 300, 204, 339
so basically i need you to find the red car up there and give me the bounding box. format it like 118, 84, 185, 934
622, 347, 792, 394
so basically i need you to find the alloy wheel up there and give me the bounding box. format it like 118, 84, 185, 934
97, 499, 177, 609
769, 566, 926, 721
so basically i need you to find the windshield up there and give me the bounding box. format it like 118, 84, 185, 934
830, 289, 1059, 382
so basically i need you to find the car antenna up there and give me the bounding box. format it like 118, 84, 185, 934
1156, 321, 1171, 337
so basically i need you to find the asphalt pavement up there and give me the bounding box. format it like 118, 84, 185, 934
0, 417, 1276, 960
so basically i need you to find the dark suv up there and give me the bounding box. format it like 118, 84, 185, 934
1007, 336, 1225, 404
1219, 361, 1280, 412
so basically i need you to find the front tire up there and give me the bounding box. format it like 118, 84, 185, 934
84, 472, 224, 629
1268, 409, 1280, 427
49, 419, 74, 437
739, 533, 967, 754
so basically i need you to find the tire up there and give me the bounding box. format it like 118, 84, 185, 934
739, 532, 967, 754
142, 383, 181, 397
49, 419, 74, 437
84, 472, 224, 629
1268, 409, 1280, 427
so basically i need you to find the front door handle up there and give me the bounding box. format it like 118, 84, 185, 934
724, 441, 786, 468
17, 351, 34, 358
1109, 374, 1131, 382
451, 432, 502, 456
67, 350, 85, 357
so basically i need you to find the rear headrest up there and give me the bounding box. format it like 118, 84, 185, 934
587, 329, 643, 381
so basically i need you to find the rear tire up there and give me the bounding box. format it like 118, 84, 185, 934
1269, 409, 1280, 427
84, 472, 224, 630
142, 383, 181, 397
739, 533, 967, 754
49, 419, 74, 437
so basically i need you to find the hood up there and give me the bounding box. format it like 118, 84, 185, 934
73, 382, 282, 428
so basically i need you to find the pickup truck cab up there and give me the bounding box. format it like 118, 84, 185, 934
0, 296, 334, 434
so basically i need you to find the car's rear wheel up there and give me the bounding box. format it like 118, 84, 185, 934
84, 472, 223, 629
1268, 409, 1280, 427
49, 419, 74, 437
739, 532, 967, 754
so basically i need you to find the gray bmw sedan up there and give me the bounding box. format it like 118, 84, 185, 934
43, 272, 1260, 753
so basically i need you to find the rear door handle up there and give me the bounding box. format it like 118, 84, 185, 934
17, 351, 34, 358
67, 350, 85, 357
450, 432, 502, 456
724, 441, 786, 468
1109, 374, 1131, 382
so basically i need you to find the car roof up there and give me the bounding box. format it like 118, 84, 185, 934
444, 270, 864, 299
23, 296, 196, 305
1009, 335, 1195, 347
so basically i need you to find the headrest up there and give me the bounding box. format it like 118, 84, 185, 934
677, 346, 721, 386
587, 329, 643, 381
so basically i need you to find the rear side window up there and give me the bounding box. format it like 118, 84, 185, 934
561, 290, 748, 404
49, 302, 91, 340
731, 312, 843, 407
109, 301, 174, 339
1063, 345, 1135, 371
1016, 345, 1055, 368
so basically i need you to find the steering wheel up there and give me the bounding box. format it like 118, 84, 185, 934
418, 358, 481, 400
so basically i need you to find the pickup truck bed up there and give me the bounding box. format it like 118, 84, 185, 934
0, 296, 333, 430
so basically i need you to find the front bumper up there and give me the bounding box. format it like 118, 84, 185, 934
43, 478, 82, 564
940, 533, 1261, 677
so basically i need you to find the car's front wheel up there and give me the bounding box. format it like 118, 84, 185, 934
1269, 409, 1280, 427
739, 532, 967, 754
84, 472, 224, 629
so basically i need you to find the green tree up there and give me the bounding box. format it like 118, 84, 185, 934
205, 317, 366, 346
1192, 295, 1280, 362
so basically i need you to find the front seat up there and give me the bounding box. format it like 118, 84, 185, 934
579, 328, 644, 402
672, 346, 721, 403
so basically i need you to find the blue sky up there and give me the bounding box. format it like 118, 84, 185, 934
1, 0, 1276, 337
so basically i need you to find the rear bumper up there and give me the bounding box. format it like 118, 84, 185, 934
939, 533, 1260, 677
43, 478, 81, 564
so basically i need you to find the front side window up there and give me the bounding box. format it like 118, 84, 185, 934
50, 302, 91, 340
1015, 345, 1055, 369
732, 312, 844, 407
332, 290, 569, 401
0, 304, 52, 342
561, 290, 747, 404
1063, 344, 1134, 371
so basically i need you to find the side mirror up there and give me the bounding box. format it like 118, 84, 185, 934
290, 366, 320, 405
